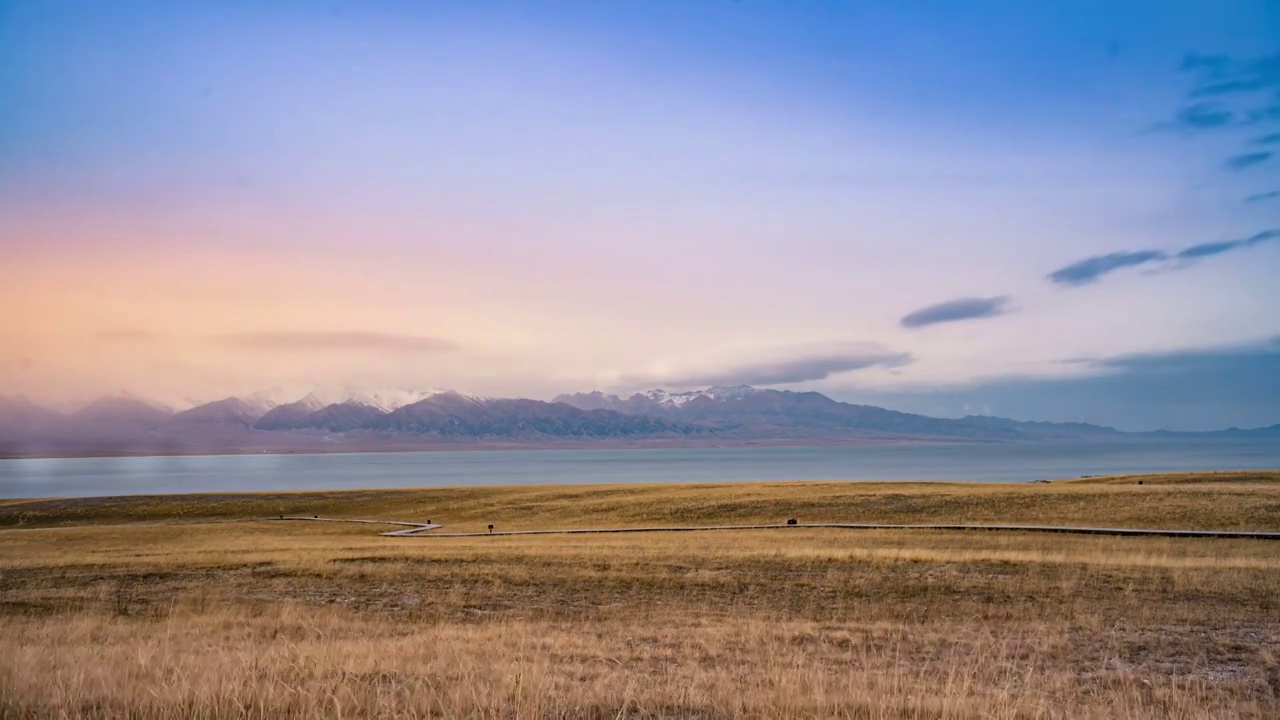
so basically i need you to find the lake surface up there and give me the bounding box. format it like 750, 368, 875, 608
2, 440, 1279, 499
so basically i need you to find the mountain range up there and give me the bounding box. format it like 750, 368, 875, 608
1, 385, 1277, 458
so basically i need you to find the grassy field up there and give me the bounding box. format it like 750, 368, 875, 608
1, 471, 1279, 718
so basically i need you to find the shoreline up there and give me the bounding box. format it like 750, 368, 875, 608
3, 469, 1277, 506
0, 435, 981, 461
8, 432, 1269, 463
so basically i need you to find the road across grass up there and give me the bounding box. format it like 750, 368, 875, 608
276, 516, 441, 536
273, 517, 1280, 540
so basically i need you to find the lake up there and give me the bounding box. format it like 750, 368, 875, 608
2, 439, 1279, 499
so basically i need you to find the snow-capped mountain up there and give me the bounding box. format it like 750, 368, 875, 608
643, 385, 759, 408
365, 392, 677, 437
170, 397, 267, 428
554, 385, 1122, 441
347, 388, 452, 412
247, 387, 452, 431
242, 388, 297, 413
554, 385, 761, 413
252, 395, 334, 430
291, 400, 387, 432
2, 384, 1216, 459
269, 387, 454, 413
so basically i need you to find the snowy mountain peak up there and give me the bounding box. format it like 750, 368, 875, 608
641, 385, 758, 407
242, 388, 296, 413
356, 388, 453, 412
274, 387, 456, 413
704, 385, 757, 397
293, 390, 331, 412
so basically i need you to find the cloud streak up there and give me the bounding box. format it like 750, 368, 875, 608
1173, 53, 1280, 127
1186, 53, 1280, 99
216, 331, 457, 353
1048, 229, 1279, 286
1175, 229, 1280, 260
1171, 103, 1235, 130
900, 296, 1011, 329
622, 346, 912, 389
845, 338, 1280, 432
1226, 151, 1272, 171
1244, 191, 1279, 204
1045, 250, 1167, 286
1166, 51, 1279, 211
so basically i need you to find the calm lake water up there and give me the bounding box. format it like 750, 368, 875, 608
2, 440, 1278, 499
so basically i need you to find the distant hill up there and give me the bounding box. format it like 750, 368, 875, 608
256, 398, 386, 433
253, 394, 329, 431
169, 397, 265, 429
0, 396, 63, 451
553, 385, 1120, 441
1, 385, 1275, 458
296, 401, 387, 432
1146, 424, 1280, 439
61, 397, 173, 441
365, 392, 683, 438
68, 397, 172, 429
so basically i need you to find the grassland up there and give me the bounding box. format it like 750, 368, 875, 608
1, 471, 1279, 718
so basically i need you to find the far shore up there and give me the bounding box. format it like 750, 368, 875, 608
0, 435, 983, 461
3, 429, 1260, 462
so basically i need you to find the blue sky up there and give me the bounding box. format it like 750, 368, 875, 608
1, 0, 1277, 430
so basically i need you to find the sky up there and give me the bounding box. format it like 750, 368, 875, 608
1, 0, 1277, 431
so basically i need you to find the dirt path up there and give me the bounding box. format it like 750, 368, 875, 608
272, 517, 1280, 540
276, 516, 441, 536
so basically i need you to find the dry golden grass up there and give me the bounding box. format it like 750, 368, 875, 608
2, 471, 1279, 718
4, 470, 1279, 532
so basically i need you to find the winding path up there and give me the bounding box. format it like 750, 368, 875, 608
273, 517, 1280, 540
275, 516, 441, 536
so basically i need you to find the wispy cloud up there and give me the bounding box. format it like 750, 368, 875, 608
1175, 240, 1239, 260
1166, 51, 1279, 202
1186, 52, 1280, 99
1174, 228, 1279, 260
1179, 52, 1233, 77
1247, 105, 1280, 124
1092, 337, 1280, 372
621, 345, 912, 389
1076, 51, 1280, 288
1045, 250, 1167, 286
216, 331, 457, 353
844, 338, 1280, 432
1226, 151, 1273, 171
900, 296, 1011, 329
1050, 229, 1279, 284
1171, 103, 1235, 130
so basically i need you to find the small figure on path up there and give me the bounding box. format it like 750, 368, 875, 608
488, 524, 494, 533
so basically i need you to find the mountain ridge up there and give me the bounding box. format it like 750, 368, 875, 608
1, 385, 1274, 458
551, 387, 1120, 440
